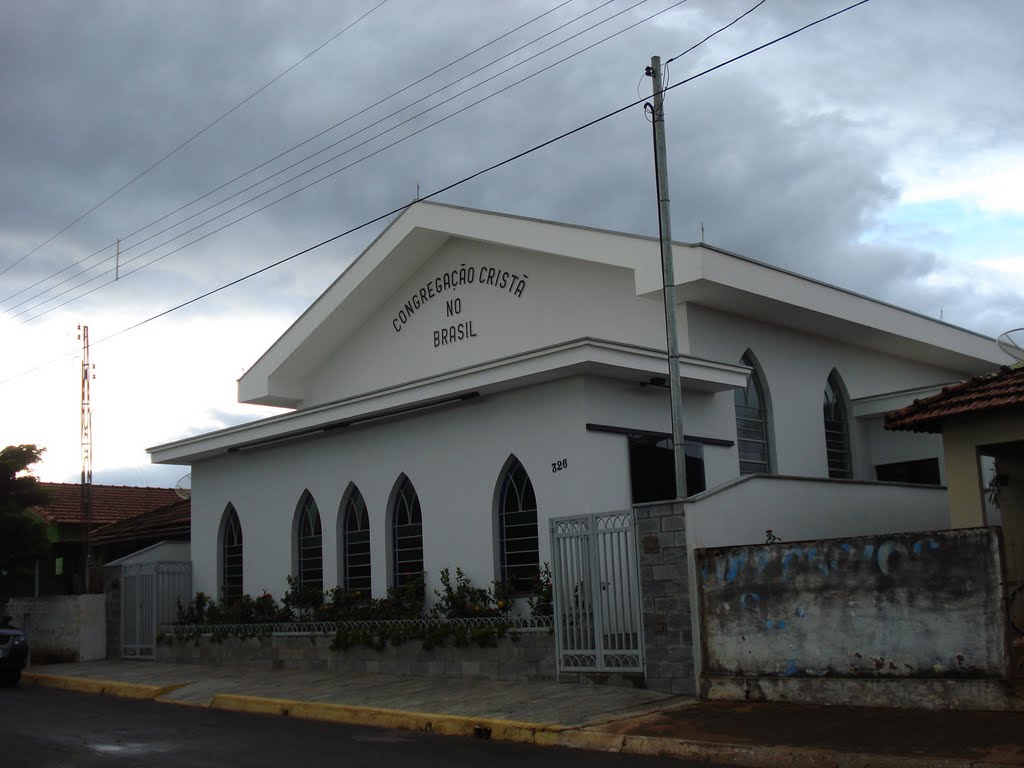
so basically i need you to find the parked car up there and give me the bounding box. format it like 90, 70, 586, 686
0, 616, 29, 687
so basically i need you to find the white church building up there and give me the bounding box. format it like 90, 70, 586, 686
149, 202, 1006, 605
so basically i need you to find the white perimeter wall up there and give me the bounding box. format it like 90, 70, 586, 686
681, 474, 951, 680
685, 475, 950, 550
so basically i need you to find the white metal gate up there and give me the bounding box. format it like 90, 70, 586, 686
550, 510, 644, 674
121, 562, 191, 659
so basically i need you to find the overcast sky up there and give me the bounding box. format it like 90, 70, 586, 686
1, 0, 1022, 487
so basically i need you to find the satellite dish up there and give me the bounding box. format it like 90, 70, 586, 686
174, 472, 192, 500
996, 328, 1024, 363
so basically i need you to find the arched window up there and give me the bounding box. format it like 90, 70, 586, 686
341, 485, 371, 593
823, 370, 852, 479
296, 491, 323, 591
735, 352, 771, 475
497, 457, 539, 594
391, 476, 423, 589
221, 504, 243, 603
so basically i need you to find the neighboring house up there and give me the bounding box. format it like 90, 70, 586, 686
30, 483, 180, 594
147, 202, 1008, 605
886, 364, 1024, 588
92, 498, 191, 564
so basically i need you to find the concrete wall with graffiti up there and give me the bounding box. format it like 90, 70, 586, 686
696, 528, 1013, 710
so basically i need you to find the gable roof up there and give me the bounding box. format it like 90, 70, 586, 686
885, 365, 1024, 433
91, 498, 190, 545
35, 483, 181, 526
236, 201, 1007, 409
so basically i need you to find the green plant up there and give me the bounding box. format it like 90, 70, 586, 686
432, 567, 504, 619
281, 575, 323, 620
527, 563, 553, 618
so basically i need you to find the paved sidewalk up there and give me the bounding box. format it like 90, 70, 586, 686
21, 660, 1024, 767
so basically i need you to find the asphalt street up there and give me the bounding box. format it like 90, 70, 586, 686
0, 685, 720, 768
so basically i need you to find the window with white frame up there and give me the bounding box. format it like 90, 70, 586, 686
341, 485, 371, 593
221, 504, 243, 602
296, 491, 323, 591
823, 370, 852, 479
735, 351, 771, 475
391, 476, 423, 589
497, 457, 539, 594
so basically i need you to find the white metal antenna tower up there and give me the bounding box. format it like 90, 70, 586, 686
78, 324, 94, 591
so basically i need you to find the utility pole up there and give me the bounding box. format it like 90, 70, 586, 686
79, 325, 94, 592
647, 55, 687, 499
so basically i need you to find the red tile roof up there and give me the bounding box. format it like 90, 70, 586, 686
91, 498, 190, 545
34, 483, 182, 526
885, 365, 1024, 433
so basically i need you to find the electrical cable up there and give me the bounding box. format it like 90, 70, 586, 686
665, 0, 767, 64
0, 0, 872, 384
0, 0, 576, 307
4, 0, 619, 316
13, 0, 676, 321
0, 0, 392, 281
6, 0, 632, 318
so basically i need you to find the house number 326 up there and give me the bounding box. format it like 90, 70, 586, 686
551, 458, 568, 473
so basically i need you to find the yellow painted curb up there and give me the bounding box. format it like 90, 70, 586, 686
22, 672, 189, 701
210, 693, 565, 744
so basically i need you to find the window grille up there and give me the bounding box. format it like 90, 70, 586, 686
735, 352, 770, 474
297, 491, 323, 591
823, 371, 852, 479
498, 458, 539, 594
342, 486, 371, 593
391, 477, 423, 589
221, 505, 243, 602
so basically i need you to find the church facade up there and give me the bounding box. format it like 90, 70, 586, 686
149, 203, 1005, 604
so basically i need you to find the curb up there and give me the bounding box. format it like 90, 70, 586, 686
209, 693, 564, 743
20, 677, 1012, 768
208, 694, 1008, 768
22, 672, 189, 701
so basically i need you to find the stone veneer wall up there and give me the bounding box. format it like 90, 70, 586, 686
635, 501, 696, 695
156, 629, 556, 681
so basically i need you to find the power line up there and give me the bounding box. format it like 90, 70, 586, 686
0, 0, 392, 281
0, 0, 872, 385
14, 0, 674, 321
0, 0, 577, 308
665, 0, 767, 65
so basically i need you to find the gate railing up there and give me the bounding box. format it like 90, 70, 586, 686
122, 561, 191, 659
550, 510, 644, 674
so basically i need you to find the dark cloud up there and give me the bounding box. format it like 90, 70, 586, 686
2, 0, 1022, 334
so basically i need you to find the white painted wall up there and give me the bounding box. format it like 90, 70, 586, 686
685, 305, 962, 480
684, 475, 950, 551
192, 377, 591, 601
183, 240, 981, 608
303, 239, 671, 408
3, 595, 106, 662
